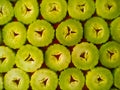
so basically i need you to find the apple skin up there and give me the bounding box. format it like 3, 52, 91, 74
0, 0, 14, 25
30, 68, 58, 90
14, 0, 39, 24
0, 30, 2, 44
2, 21, 27, 49
0, 74, 3, 90
4, 68, 29, 90
86, 67, 113, 90
40, 0, 67, 23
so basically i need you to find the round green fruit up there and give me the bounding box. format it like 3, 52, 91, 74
45, 44, 71, 71
113, 67, 120, 89
0, 30, 2, 44
56, 19, 83, 46
68, 0, 95, 21
110, 17, 120, 43
0, 74, 3, 90
15, 44, 43, 72
84, 17, 110, 44
86, 67, 113, 90
0, 0, 14, 25
40, 0, 67, 23
72, 42, 99, 70
59, 68, 85, 90
31, 68, 58, 90
0, 46, 15, 72
2, 21, 26, 49
96, 0, 120, 19
4, 68, 29, 90
27, 20, 54, 47
100, 41, 120, 68
14, 0, 39, 24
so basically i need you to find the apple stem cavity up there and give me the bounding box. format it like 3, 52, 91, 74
93, 27, 102, 36
0, 57, 6, 63
40, 78, 48, 86
77, 4, 85, 13
13, 79, 20, 86
70, 76, 77, 83
24, 5, 31, 15
106, 4, 112, 10
53, 53, 61, 60
13, 32, 19, 37
107, 50, 114, 59
35, 29, 44, 37
49, 3, 58, 12
97, 76, 103, 83
25, 54, 34, 62
0, 7, 3, 15
65, 26, 76, 38
80, 52, 88, 61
